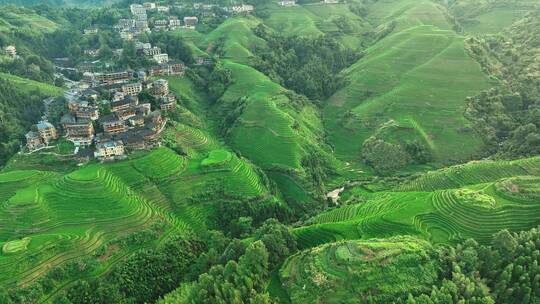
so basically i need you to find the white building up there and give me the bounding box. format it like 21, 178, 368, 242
143, 2, 156, 10
130, 4, 147, 15
144, 47, 161, 57
278, 0, 296, 6
230, 4, 254, 13
94, 140, 125, 160
153, 53, 169, 64
157, 5, 170, 13
4, 45, 17, 57
169, 17, 181, 29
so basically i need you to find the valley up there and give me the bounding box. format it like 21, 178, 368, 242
0, 0, 539, 303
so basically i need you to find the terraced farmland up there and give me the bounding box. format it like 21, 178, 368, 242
399, 156, 540, 191
279, 236, 439, 303
324, 0, 493, 164
293, 156, 540, 248
0, 163, 184, 289
0, 142, 275, 292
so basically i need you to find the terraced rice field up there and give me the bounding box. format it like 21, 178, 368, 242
399, 156, 540, 191
324, 0, 493, 164
222, 60, 306, 169
0, 163, 185, 288
0, 147, 250, 290
202, 17, 266, 64
279, 236, 439, 303
294, 156, 540, 248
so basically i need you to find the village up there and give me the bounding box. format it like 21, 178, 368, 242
18, 0, 342, 162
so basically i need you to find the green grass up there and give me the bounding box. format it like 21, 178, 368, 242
2, 237, 31, 254
222, 60, 305, 169
324, 0, 493, 166
203, 17, 266, 64
462, 9, 528, 34
0, 9, 58, 34
280, 236, 439, 303
264, 4, 323, 37
0, 72, 63, 96
201, 149, 232, 167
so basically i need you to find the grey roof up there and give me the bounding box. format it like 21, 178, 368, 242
37, 121, 55, 130
25, 131, 39, 139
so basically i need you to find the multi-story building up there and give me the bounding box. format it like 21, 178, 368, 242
153, 53, 169, 64
120, 31, 134, 41
94, 140, 125, 160
61, 114, 94, 146
95, 71, 131, 85
122, 82, 143, 96
230, 4, 254, 13
117, 19, 136, 30
111, 96, 139, 112
157, 5, 170, 13
143, 2, 156, 10
37, 121, 58, 143
153, 79, 169, 96
84, 28, 99, 35
154, 19, 168, 27
101, 115, 128, 135
183, 16, 199, 27
26, 131, 44, 151
160, 94, 176, 111
144, 47, 161, 57
130, 4, 146, 15
4, 45, 17, 57
169, 17, 181, 29
74, 106, 100, 121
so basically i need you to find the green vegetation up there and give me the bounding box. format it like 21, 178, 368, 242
2, 237, 30, 254
325, 0, 493, 170
201, 149, 232, 167
1, 0, 540, 302
280, 237, 439, 303
294, 156, 540, 248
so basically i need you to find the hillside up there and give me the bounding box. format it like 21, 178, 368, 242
325, 0, 494, 170
294, 156, 540, 248
1, 0, 540, 303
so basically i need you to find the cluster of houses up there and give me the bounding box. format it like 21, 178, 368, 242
112, 3, 201, 40
25, 75, 180, 161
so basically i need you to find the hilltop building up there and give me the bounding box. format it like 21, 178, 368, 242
278, 0, 296, 6
84, 28, 98, 35
36, 121, 58, 143
130, 4, 146, 15
153, 53, 169, 64
25, 131, 44, 152
94, 140, 125, 160
230, 4, 254, 13
160, 94, 176, 111
184, 16, 199, 27
4, 45, 16, 57
153, 79, 169, 96
61, 114, 95, 147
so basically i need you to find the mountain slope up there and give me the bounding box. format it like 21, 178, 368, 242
324, 0, 493, 168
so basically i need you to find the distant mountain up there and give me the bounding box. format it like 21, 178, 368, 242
0, 0, 120, 7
